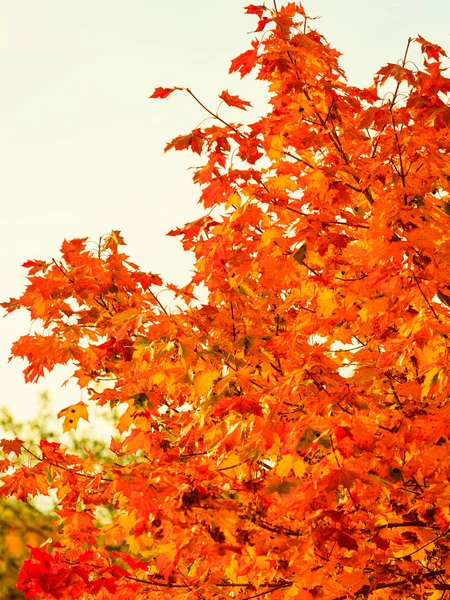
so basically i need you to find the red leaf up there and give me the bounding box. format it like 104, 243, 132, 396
60, 237, 88, 256
21, 259, 48, 275
229, 41, 259, 78
131, 271, 163, 290
372, 533, 389, 551
0, 438, 24, 456
165, 129, 204, 154
149, 86, 182, 99
245, 4, 266, 15
214, 396, 263, 417
200, 178, 227, 208
219, 90, 252, 110
334, 426, 353, 444
336, 531, 358, 551
254, 17, 271, 32
416, 35, 447, 61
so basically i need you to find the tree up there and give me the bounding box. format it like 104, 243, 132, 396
0, 396, 55, 600
0, 394, 113, 599
0, 497, 52, 599
2, 2, 450, 598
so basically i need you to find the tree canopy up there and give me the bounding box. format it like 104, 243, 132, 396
2, 3, 450, 599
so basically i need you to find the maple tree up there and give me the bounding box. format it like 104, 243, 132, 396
2, 2, 450, 598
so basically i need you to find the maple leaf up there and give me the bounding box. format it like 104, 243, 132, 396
416, 35, 447, 61
213, 395, 263, 417
200, 178, 227, 207
0, 438, 24, 456
336, 531, 358, 551
57, 402, 89, 432
21, 259, 48, 275
165, 129, 204, 154
167, 215, 218, 239
0, 297, 20, 313
229, 40, 259, 78
60, 237, 88, 256
244, 4, 266, 16
102, 229, 126, 251
130, 270, 163, 290
293, 243, 307, 264
149, 86, 183, 99
195, 370, 220, 396
219, 89, 252, 110
254, 16, 272, 33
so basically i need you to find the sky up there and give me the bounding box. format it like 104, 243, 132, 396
1, 0, 449, 429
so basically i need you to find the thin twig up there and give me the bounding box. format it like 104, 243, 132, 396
413, 272, 440, 322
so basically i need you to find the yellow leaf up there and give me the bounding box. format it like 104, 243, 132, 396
195, 370, 219, 396
317, 288, 336, 319
293, 458, 306, 478
421, 367, 441, 399
229, 274, 239, 289
224, 558, 243, 583
284, 585, 300, 599
126, 534, 146, 554
276, 454, 293, 477
267, 135, 283, 160
57, 401, 89, 432
152, 372, 165, 385
237, 282, 253, 297
225, 192, 241, 210
260, 229, 279, 248
217, 452, 245, 478
270, 174, 297, 192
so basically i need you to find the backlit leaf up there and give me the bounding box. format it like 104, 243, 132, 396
57, 402, 89, 432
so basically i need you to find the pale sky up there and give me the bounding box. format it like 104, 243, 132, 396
1, 0, 449, 426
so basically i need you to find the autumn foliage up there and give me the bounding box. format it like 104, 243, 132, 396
3, 2, 450, 598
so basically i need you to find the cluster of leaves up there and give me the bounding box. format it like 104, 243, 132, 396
2, 2, 450, 598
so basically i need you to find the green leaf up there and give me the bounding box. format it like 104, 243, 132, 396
388, 466, 403, 481
132, 393, 149, 410
266, 480, 298, 495
297, 428, 321, 451
318, 436, 331, 449
294, 244, 307, 264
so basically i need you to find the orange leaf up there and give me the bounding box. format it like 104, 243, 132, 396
219, 90, 252, 110
165, 129, 204, 154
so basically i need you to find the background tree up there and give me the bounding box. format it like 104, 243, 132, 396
0, 394, 113, 599
2, 2, 450, 598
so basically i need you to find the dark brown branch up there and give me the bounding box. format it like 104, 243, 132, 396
413, 272, 440, 322
186, 88, 243, 136
395, 529, 450, 560
244, 583, 292, 599
370, 37, 412, 160
375, 520, 429, 529
22, 444, 113, 482
230, 300, 237, 342
305, 369, 331, 396
148, 289, 169, 316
